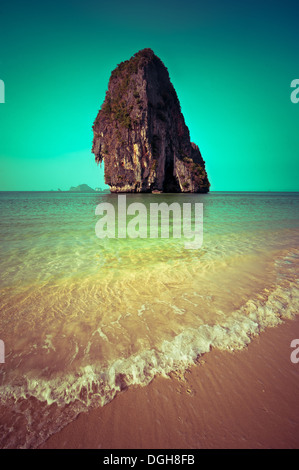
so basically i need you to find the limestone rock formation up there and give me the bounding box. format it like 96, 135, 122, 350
92, 48, 210, 193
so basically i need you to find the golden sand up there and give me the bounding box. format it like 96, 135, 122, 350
40, 316, 299, 449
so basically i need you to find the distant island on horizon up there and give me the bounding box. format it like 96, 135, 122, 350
53, 184, 110, 193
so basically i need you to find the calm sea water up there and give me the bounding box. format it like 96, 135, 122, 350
0, 191, 298, 448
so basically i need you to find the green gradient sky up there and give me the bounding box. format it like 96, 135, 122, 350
0, 0, 298, 191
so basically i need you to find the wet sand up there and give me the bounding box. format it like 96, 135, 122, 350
40, 316, 299, 449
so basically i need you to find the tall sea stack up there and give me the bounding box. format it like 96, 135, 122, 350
92, 48, 210, 193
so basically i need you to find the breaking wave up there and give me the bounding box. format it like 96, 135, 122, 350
0, 268, 298, 448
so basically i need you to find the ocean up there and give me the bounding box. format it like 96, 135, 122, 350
0, 191, 298, 448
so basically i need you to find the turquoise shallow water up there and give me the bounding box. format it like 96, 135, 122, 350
0, 191, 298, 448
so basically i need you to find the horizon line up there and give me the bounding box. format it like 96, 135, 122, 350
0, 190, 298, 193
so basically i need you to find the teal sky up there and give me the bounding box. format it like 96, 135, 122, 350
0, 0, 298, 191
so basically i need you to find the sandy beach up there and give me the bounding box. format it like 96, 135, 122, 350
40, 316, 299, 450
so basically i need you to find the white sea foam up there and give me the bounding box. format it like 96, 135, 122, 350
1, 279, 298, 416
92, 327, 109, 342
42, 335, 56, 353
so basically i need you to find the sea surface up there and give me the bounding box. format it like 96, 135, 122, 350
0, 191, 298, 448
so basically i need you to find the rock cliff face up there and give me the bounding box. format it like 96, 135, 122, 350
92, 48, 210, 193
